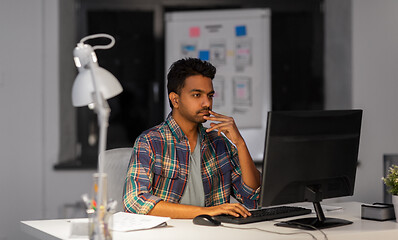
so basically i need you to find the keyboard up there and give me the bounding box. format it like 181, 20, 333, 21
214, 206, 312, 224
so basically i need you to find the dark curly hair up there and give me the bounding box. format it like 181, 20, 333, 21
167, 58, 216, 108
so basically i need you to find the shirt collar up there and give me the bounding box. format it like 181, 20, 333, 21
166, 113, 186, 142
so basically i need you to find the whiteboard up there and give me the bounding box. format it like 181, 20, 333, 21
164, 9, 271, 161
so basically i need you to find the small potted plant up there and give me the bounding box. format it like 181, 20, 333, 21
382, 164, 398, 221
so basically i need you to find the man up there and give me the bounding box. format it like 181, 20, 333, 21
123, 58, 261, 218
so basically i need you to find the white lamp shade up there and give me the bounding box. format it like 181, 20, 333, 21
72, 67, 123, 107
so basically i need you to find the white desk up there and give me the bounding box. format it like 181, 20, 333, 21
21, 202, 398, 240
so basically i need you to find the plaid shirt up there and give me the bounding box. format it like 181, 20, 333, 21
123, 114, 260, 214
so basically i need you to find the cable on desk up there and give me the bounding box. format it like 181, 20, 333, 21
272, 220, 328, 240
220, 224, 318, 240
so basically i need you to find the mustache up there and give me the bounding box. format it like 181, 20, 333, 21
197, 107, 211, 114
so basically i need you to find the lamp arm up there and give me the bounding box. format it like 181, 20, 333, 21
87, 58, 110, 173
88, 59, 110, 240
96, 97, 110, 174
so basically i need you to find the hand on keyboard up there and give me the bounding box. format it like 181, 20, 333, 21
214, 206, 312, 224
206, 203, 251, 218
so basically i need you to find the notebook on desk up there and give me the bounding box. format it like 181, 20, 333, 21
111, 212, 170, 231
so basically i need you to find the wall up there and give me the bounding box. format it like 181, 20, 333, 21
0, 1, 44, 239
324, 0, 352, 109
322, 0, 398, 204
352, 0, 398, 203
0, 1, 94, 239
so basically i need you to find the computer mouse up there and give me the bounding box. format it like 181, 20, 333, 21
193, 214, 222, 226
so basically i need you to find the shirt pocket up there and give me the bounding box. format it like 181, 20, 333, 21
153, 156, 179, 179
152, 156, 180, 200
203, 154, 232, 187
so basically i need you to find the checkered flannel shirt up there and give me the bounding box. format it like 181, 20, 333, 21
123, 114, 260, 214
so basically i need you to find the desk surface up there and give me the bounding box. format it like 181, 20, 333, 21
21, 202, 398, 240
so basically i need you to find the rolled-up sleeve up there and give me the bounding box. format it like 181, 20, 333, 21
123, 136, 162, 214
229, 145, 260, 209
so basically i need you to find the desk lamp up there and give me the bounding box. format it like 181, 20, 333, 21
72, 33, 122, 239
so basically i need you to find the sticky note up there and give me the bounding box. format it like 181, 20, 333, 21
183, 45, 196, 52
199, 50, 210, 61
189, 27, 200, 38
237, 84, 247, 98
235, 25, 247, 37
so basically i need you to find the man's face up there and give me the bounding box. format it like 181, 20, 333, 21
173, 75, 215, 124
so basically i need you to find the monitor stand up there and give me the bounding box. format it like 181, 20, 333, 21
275, 202, 353, 230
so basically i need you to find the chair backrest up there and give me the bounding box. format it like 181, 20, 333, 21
99, 147, 132, 212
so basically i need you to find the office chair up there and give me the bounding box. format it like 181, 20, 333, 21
99, 147, 132, 212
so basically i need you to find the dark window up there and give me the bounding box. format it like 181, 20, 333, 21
56, 10, 158, 168
271, 11, 324, 110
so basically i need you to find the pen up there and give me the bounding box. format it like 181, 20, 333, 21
81, 194, 91, 209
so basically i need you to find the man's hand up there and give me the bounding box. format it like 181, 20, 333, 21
148, 201, 251, 219
204, 110, 243, 146
206, 203, 251, 217
204, 110, 261, 190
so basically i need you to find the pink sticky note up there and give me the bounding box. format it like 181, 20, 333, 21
189, 27, 200, 38
237, 88, 246, 98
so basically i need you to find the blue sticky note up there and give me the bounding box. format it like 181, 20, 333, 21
183, 45, 196, 52
235, 25, 247, 37
199, 50, 210, 61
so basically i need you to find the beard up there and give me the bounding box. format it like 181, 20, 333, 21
195, 107, 211, 122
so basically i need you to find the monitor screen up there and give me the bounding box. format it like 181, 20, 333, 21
259, 109, 362, 229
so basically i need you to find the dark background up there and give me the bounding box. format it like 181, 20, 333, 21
56, 0, 324, 169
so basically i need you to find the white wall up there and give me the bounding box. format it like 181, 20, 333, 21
352, 0, 398, 203
0, 1, 44, 239
0, 1, 94, 239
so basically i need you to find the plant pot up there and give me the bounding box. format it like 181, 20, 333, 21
393, 195, 398, 223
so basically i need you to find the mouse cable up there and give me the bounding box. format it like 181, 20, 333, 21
272, 220, 328, 240
220, 224, 318, 240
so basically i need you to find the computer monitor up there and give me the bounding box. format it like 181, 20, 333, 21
259, 109, 362, 230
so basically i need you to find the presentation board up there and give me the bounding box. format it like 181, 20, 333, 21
165, 9, 271, 161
